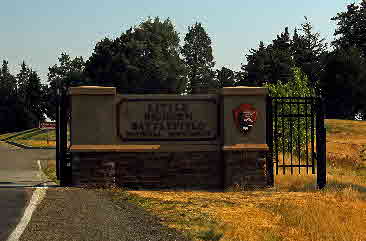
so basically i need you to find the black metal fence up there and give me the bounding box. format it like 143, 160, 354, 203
56, 87, 72, 186
266, 96, 326, 189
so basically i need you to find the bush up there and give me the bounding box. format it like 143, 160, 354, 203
265, 67, 316, 155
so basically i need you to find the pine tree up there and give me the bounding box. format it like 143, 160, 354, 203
25, 70, 43, 122
16, 61, 31, 102
291, 17, 328, 95
243, 28, 295, 86
0, 60, 17, 98
181, 22, 215, 94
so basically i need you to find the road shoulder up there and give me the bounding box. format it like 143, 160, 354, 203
19, 187, 190, 241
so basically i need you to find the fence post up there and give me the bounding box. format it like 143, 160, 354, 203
266, 95, 274, 187
316, 97, 326, 189
56, 88, 60, 180
60, 89, 72, 186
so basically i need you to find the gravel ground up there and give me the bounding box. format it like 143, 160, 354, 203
19, 187, 191, 241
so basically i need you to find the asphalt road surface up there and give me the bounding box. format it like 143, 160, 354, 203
0, 142, 55, 241
0, 142, 190, 241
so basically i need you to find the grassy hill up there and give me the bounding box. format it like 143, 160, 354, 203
0, 128, 69, 147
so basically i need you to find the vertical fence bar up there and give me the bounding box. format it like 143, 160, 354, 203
281, 101, 285, 175
305, 99, 309, 174
289, 101, 293, 175
266, 95, 274, 186
59, 89, 65, 186
65, 93, 72, 186
297, 99, 301, 174
322, 104, 327, 188
311, 98, 315, 174
275, 99, 279, 175
55, 89, 60, 180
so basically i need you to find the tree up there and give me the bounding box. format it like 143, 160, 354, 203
25, 70, 44, 123
48, 53, 86, 89
181, 22, 215, 94
0, 60, 17, 97
331, 1, 366, 57
244, 41, 271, 86
0, 60, 33, 133
46, 53, 86, 120
318, 1, 366, 119
85, 17, 187, 94
243, 28, 294, 86
215, 67, 235, 88
291, 17, 328, 95
16, 61, 31, 102
320, 47, 366, 119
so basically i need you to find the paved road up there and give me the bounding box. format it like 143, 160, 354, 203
0, 142, 55, 241
0, 142, 190, 241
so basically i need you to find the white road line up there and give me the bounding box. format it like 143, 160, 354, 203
6, 160, 48, 241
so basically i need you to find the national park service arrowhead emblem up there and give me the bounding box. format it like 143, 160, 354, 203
232, 104, 257, 135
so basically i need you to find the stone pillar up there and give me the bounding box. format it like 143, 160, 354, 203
69, 86, 117, 145
221, 86, 269, 189
69, 86, 117, 187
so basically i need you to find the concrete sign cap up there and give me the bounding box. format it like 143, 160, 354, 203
69, 86, 116, 95
221, 86, 268, 96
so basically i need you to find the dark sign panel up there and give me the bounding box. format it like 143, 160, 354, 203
117, 97, 218, 141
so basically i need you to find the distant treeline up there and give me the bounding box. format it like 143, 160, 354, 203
1, 2, 366, 133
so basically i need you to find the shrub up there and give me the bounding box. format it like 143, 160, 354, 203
265, 67, 316, 156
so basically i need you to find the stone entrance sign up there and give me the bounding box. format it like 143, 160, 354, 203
69, 86, 270, 190
117, 96, 218, 141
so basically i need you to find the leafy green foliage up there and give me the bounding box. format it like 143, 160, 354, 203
25, 70, 44, 122
85, 17, 187, 94
265, 67, 315, 97
0, 60, 17, 97
0, 60, 45, 133
45, 53, 86, 120
331, 1, 366, 57
16, 61, 31, 102
325, 1, 366, 119
320, 47, 366, 119
181, 22, 215, 93
243, 18, 327, 93
292, 17, 328, 95
265, 67, 315, 154
244, 28, 294, 86
214, 67, 236, 88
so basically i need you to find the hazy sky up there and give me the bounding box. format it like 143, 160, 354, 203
0, 0, 362, 84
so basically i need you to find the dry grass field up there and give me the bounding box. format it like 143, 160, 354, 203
107, 119, 366, 241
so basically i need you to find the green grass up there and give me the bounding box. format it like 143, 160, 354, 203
28, 129, 56, 140
0, 128, 39, 140
11, 129, 48, 140
0, 128, 70, 147
30, 129, 70, 141
42, 160, 60, 185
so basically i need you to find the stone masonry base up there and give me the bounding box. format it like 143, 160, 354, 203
71, 151, 268, 189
